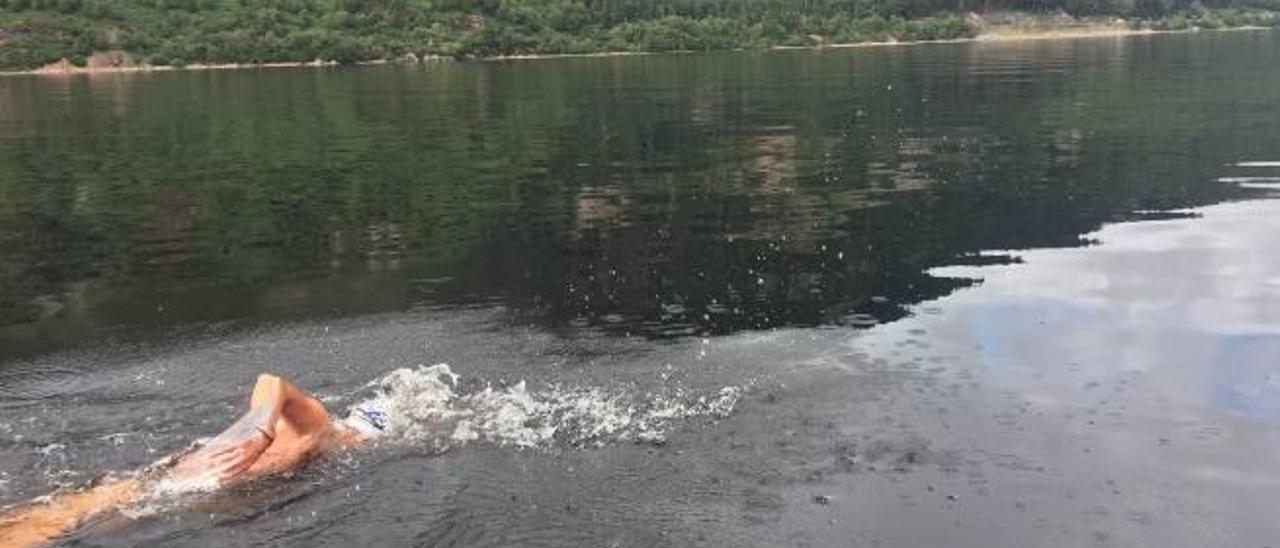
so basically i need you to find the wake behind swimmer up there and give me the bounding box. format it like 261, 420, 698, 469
0, 364, 746, 547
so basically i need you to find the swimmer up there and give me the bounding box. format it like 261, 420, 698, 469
0, 373, 388, 548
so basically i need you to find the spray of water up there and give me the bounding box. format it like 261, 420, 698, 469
119, 364, 745, 514
352, 364, 744, 449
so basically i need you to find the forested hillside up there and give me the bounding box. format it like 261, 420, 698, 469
1, 0, 1277, 70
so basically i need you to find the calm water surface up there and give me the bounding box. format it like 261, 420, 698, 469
2, 30, 1280, 547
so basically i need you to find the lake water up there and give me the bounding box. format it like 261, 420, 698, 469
2, 30, 1280, 547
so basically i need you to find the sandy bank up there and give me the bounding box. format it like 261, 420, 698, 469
1, 23, 1269, 76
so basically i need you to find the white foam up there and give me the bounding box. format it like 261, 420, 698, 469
36, 443, 65, 457
351, 364, 745, 449
1235, 161, 1280, 167
1216, 176, 1280, 183
117, 445, 224, 519
109, 365, 748, 519
147, 463, 221, 497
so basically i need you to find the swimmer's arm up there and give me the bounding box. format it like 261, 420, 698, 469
249, 373, 334, 436
208, 374, 333, 480
171, 374, 333, 483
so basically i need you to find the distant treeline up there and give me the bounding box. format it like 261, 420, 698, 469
0, 0, 1277, 69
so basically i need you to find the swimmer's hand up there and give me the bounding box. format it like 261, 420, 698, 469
207, 428, 273, 482
168, 407, 275, 485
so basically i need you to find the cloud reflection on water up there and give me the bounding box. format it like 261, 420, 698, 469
899, 197, 1280, 421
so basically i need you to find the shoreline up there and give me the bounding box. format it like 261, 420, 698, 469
1, 24, 1270, 76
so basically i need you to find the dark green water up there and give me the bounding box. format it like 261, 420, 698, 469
3, 31, 1276, 357
4, 30, 1280, 548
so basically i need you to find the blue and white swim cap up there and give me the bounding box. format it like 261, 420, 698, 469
344, 401, 391, 437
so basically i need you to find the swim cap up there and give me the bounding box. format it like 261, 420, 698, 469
344, 401, 390, 437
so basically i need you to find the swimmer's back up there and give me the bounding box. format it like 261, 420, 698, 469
0, 477, 140, 548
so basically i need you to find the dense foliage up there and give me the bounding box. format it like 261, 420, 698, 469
0, 0, 1275, 69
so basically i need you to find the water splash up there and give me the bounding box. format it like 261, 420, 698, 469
351, 364, 745, 449
58, 365, 748, 521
